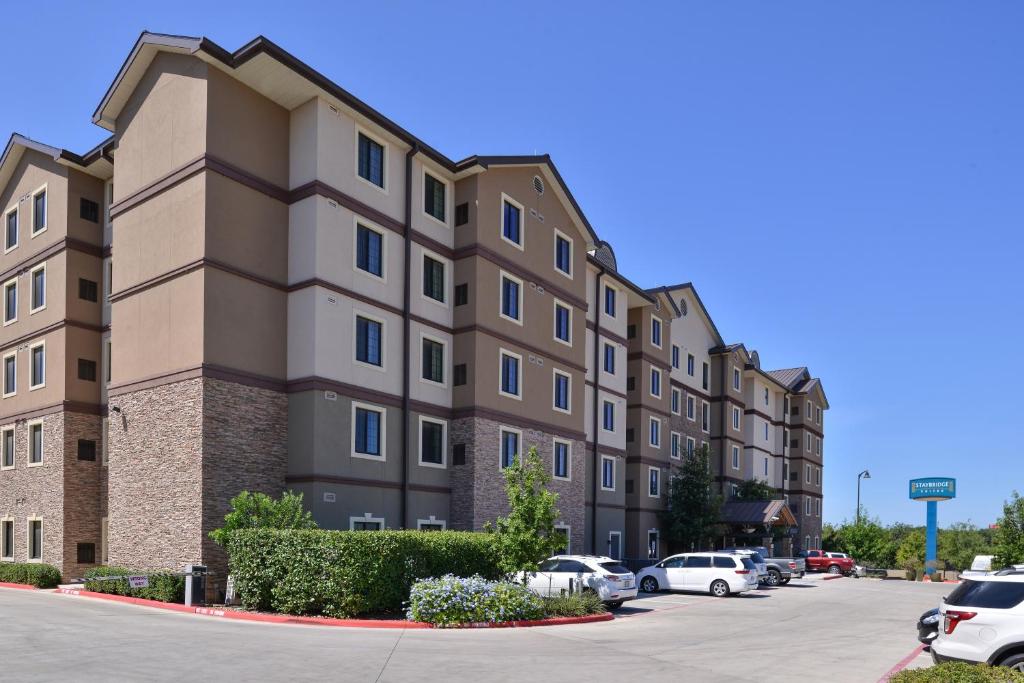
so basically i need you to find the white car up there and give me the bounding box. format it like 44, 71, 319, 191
635, 552, 759, 597
962, 555, 995, 578
931, 571, 1024, 670
523, 555, 638, 609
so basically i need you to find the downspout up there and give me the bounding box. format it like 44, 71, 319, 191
401, 144, 419, 528
591, 266, 605, 555
719, 358, 728, 497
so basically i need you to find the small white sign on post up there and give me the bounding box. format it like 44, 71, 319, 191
224, 575, 236, 605
128, 575, 149, 589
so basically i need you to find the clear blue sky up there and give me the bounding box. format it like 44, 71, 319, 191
5, 2, 1021, 528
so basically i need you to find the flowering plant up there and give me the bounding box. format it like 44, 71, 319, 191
406, 574, 545, 626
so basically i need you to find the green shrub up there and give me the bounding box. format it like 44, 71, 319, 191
83, 566, 185, 603
406, 575, 546, 626
543, 591, 607, 617
227, 529, 501, 618
890, 662, 1024, 682
210, 490, 317, 548
0, 562, 62, 588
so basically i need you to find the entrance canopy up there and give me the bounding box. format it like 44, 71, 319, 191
720, 500, 797, 528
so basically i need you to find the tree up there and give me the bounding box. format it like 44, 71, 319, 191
896, 528, 927, 579
734, 479, 776, 501
209, 490, 317, 548
993, 492, 1024, 569
939, 521, 994, 572
487, 446, 563, 580
829, 514, 895, 568
661, 445, 723, 553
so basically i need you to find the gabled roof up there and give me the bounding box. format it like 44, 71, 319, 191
720, 499, 797, 527
765, 367, 829, 408
646, 282, 725, 347
0, 133, 114, 190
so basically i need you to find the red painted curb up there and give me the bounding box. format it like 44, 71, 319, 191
823, 575, 844, 581
0, 582, 39, 590
53, 588, 614, 629
877, 643, 925, 682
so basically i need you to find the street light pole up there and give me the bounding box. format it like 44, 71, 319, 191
856, 470, 871, 524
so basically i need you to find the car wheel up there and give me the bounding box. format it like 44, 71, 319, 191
607, 600, 624, 610
827, 565, 842, 575
765, 569, 781, 586
779, 577, 790, 585
999, 653, 1024, 671
640, 576, 660, 593
710, 580, 730, 598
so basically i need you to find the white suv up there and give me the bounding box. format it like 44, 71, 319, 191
635, 552, 759, 597
931, 571, 1024, 670
522, 555, 638, 609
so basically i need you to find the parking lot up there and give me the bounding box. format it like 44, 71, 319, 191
1, 575, 947, 682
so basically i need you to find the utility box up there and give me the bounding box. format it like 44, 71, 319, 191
184, 564, 207, 607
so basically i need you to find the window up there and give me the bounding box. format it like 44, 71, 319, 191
732, 445, 740, 469
419, 417, 446, 467
806, 433, 812, 452
732, 406, 741, 431
807, 400, 813, 417
686, 395, 695, 421
350, 515, 385, 531
421, 337, 444, 385
501, 196, 523, 247
764, 457, 769, 477
30, 343, 44, 389
355, 315, 383, 367
671, 388, 680, 414
670, 432, 680, 459
357, 131, 385, 188
945, 580, 1024, 609
815, 467, 821, 486
764, 387, 769, 406
29, 264, 45, 312
604, 285, 617, 317
1, 519, 11, 559
500, 273, 522, 323
687, 354, 695, 376
355, 223, 384, 278
702, 362, 709, 390
764, 422, 769, 440
453, 364, 467, 386
499, 351, 521, 398
553, 370, 571, 413
608, 532, 622, 560
553, 526, 570, 555
353, 404, 385, 458
553, 301, 571, 344
423, 172, 446, 222
31, 188, 46, 235
28, 421, 42, 465
650, 367, 661, 398
602, 401, 615, 432
79, 278, 98, 302
500, 428, 520, 469
686, 436, 696, 457
649, 417, 661, 448
77, 542, 96, 564
816, 407, 822, 424
454, 283, 468, 306
553, 439, 570, 479
806, 464, 812, 483
554, 230, 572, 277
648, 467, 660, 497
78, 359, 97, 382
78, 439, 97, 462
3, 353, 14, 397
650, 317, 662, 348
28, 520, 42, 560
701, 401, 710, 433
3, 278, 16, 324
1, 427, 13, 469
603, 343, 615, 374
422, 255, 446, 303
732, 367, 741, 391
80, 198, 99, 223
805, 498, 812, 516
455, 202, 469, 226
671, 345, 680, 369
601, 455, 615, 490
805, 535, 811, 550
105, 341, 111, 383
815, 437, 822, 455
4, 208, 16, 251
417, 518, 446, 531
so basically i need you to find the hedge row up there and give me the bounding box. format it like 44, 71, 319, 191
0, 562, 61, 588
83, 566, 185, 603
228, 529, 501, 618
889, 661, 1024, 682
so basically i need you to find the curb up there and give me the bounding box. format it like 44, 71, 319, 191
877, 643, 925, 682
53, 588, 614, 629
823, 575, 844, 581
0, 582, 40, 590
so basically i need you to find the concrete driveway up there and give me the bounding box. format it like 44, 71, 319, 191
0, 576, 947, 682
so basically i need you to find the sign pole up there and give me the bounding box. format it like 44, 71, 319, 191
925, 500, 938, 577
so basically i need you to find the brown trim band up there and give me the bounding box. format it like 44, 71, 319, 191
595, 502, 627, 511
452, 244, 587, 312
0, 237, 104, 284
626, 403, 672, 419
0, 400, 103, 424
450, 406, 585, 442
625, 455, 673, 468
626, 352, 671, 372
792, 422, 824, 438
0, 318, 104, 355
583, 442, 627, 458
291, 180, 403, 235
285, 474, 451, 496
624, 505, 665, 514
670, 379, 711, 402
584, 380, 627, 401
452, 324, 587, 374
586, 321, 627, 347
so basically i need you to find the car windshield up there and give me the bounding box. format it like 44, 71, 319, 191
537, 559, 560, 572
741, 558, 757, 570
599, 562, 631, 575
946, 580, 1024, 609
749, 552, 764, 563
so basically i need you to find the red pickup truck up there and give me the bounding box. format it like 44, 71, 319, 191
803, 550, 856, 576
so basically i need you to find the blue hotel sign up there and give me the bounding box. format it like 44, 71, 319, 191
909, 478, 957, 501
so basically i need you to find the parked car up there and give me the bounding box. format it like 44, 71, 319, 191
723, 546, 806, 586
917, 607, 940, 646
962, 555, 995, 578
522, 555, 637, 609
804, 549, 856, 575
931, 571, 1024, 670
635, 552, 759, 597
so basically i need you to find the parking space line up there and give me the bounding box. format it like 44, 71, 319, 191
876, 644, 926, 682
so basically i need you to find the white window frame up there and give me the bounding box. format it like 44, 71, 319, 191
805, 535, 811, 549
601, 400, 615, 433
731, 445, 740, 470
607, 531, 622, 560
806, 433, 812, 452
349, 513, 385, 531
807, 400, 813, 417
815, 437, 822, 456
30, 184, 47, 236
29, 262, 46, 314
354, 126, 389, 194
28, 341, 45, 390
420, 247, 451, 308
421, 168, 451, 228
805, 464, 812, 484
3, 277, 17, 325
552, 298, 572, 347
686, 436, 696, 456
417, 415, 447, 469
350, 401, 387, 461
603, 283, 619, 319
352, 217, 388, 283
815, 467, 821, 486
701, 400, 710, 434
648, 416, 661, 448
352, 310, 387, 372
498, 426, 523, 471
552, 368, 572, 415
649, 367, 662, 399
732, 366, 741, 391
686, 353, 695, 376
0, 516, 13, 560
3, 206, 17, 253
499, 192, 525, 251
416, 516, 447, 531
498, 270, 524, 326
647, 466, 660, 498
670, 431, 681, 460
764, 421, 769, 441
0, 424, 13, 471
805, 498, 812, 516
671, 344, 680, 370
686, 394, 695, 421
2, 352, 15, 398
816, 407, 822, 424
552, 228, 573, 280
553, 524, 571, 554
815, 498, 821, 517
671, 388, 681, 415
498, 348, 523, 401
732, 406, 741, 431
650, 315, 663, 349
602, 342, 616, 376
600, 454, 616, 491
418, 332, 448, 388
26, 517, 42, 562
551, 437, 572, 481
